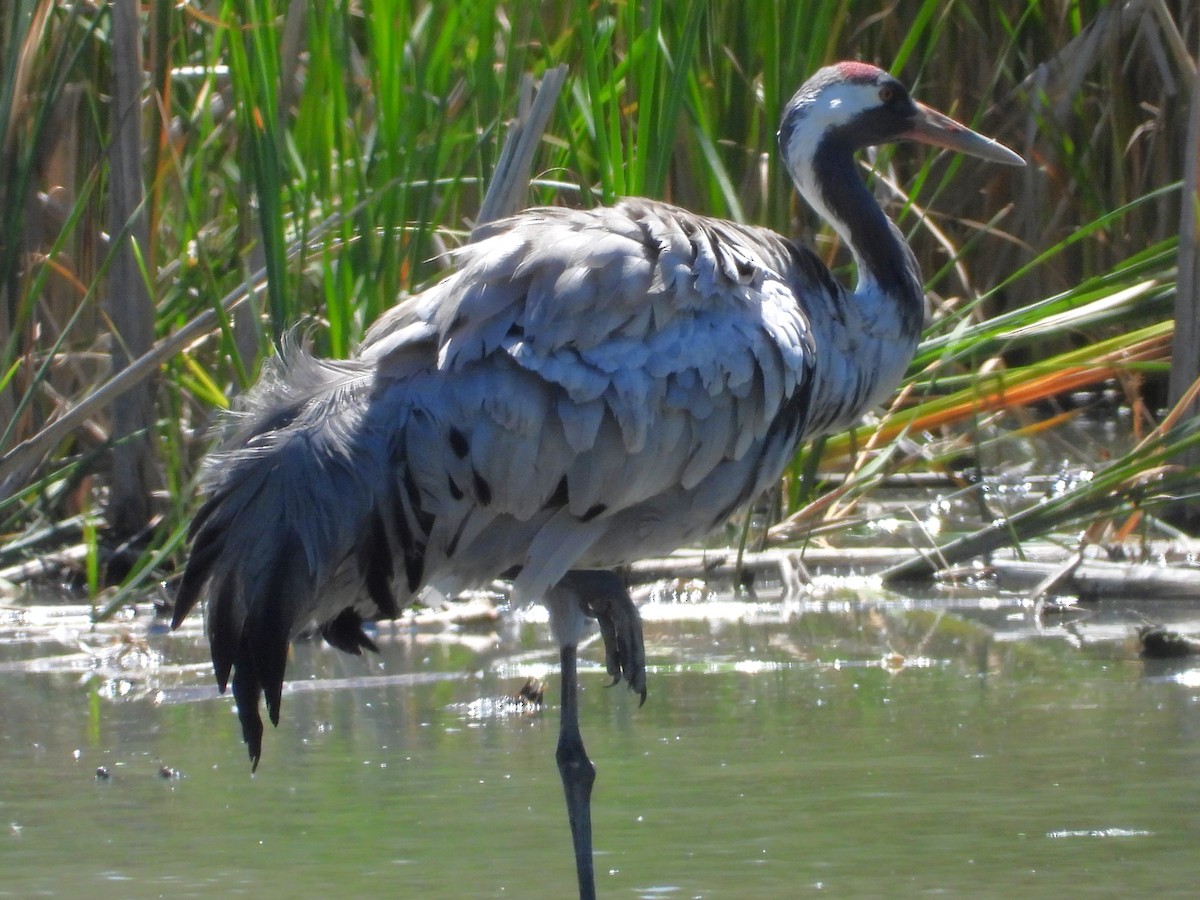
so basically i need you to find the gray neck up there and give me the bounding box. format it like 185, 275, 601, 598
810, 140, 924, 339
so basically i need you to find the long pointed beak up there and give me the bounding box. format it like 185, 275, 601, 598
902, 102, 1025, 166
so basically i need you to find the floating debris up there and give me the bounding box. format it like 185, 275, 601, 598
458, 678, 546, 720
1137, 625, 1200, 659
515, 677, 544, 707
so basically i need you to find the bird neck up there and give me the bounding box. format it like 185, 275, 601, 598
802, 141, 925, 338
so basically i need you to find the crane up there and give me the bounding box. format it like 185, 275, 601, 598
172, 61, 1022, 898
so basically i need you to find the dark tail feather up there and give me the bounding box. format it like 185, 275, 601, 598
358, 507, 399, 618
231, 646, 265, 770
171, 503, 225, 629
187, 524, 305, 769
172, 348, 394, 768
226, 547, 302, 768
209, 576, 239, 692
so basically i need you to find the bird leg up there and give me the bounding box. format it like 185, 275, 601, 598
559, 569, 646, 702
582, 572, 647, 704
551, 569, 647, 899
556, 642, 597, 900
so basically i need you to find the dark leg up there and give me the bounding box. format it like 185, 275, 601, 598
550, 570, 646, 898
556, 643, 597, 900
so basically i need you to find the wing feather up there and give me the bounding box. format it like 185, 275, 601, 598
178, 196, 863, 768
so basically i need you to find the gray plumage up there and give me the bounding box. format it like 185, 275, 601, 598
175, 200, 836, 736
173, 62, 1022, 899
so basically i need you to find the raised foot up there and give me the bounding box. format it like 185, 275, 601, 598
580, 572, 647, 705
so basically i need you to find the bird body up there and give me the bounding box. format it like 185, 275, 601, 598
178, 197, 901, 704
173, 62, 1022, 898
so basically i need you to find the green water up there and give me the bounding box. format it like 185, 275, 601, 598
2, 589, 1199, 898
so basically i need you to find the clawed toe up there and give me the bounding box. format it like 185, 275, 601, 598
584, 579, 646, 705
555, 570, 647, 704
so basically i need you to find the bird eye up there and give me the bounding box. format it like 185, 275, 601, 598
879, 85, 895, 103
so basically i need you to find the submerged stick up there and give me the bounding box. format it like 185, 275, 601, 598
993, 557, 1200, 600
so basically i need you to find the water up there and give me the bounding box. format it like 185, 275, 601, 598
3, 583, 1200, 898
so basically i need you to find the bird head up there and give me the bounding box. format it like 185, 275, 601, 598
778, 61, 1024, 181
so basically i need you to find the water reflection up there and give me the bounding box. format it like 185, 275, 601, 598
3, 584, 1200, 897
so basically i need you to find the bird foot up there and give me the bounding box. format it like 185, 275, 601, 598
583, 580, 647, 705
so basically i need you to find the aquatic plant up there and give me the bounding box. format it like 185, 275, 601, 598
0, 0, 1195, 606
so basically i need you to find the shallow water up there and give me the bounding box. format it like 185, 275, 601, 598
3, 581, 1200, 898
